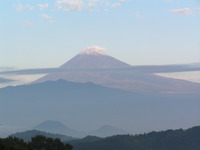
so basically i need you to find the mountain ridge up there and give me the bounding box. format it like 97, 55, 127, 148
69, 125, 200, 150
33, 48, 200, 94
9, 129, 75, 142
1, 79, 200, 137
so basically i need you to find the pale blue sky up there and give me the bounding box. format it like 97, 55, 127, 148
1, 0, 200, 69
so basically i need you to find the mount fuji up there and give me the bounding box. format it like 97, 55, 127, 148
34, 46, 200, 94
1, 46, 200, 137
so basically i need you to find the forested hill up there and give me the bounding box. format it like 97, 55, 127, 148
70, 126, 200, 150
10, 129, 75, 142
0, 135, 73, 150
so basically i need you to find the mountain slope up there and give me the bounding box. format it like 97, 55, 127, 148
10, 129, 75, 142
60, 53, 131, 69
88, 125, 126, 137
70, 126, 200, 150
34, 121, 126, 138
34, 120, 81, 137
33, 47, 200, 94
1, 80, 200, 137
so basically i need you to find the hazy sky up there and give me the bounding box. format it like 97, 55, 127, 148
1, 0, 200, 69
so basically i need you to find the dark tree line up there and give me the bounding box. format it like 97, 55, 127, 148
0, 135, 73, 150
70, 126, 200, 150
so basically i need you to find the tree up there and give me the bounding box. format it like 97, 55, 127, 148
0, 135, 73, 150
30, 135, 73, 150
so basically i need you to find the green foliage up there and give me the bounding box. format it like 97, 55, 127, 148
0, 135, 73, 150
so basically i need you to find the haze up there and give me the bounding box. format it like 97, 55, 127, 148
0, 0, 200, 140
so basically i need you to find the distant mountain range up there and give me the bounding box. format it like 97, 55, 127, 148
1, 49, 199, 94
1, 80, 200, 137
1, 48, 200, 138
69, 126, 200, 150
34, 120, 79, 137
9, 129, 75, 142
88, 125, 126, 137
34, 120, 126, 137
9, 125, 200, 150
8, 120, 126, 140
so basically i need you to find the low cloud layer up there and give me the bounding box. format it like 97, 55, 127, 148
0, 78, 14, 83
1, 63, 200, 75
0, 74, 46, 88
0, 63, 200, 88
0, 67, 15, 71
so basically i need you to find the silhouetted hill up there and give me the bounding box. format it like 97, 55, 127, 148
69, 136, 102, 145
70, 126, 200, 150
0, 135, 73, 150
10, 129, 75, 142
34, 120, 80, 137
88, 125, 126, 137
34, 120, 126, 138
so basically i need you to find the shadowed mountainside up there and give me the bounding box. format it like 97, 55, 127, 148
0, 80, 200, 137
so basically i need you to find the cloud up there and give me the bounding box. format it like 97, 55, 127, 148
26, 4, 34, 11
38, 3, 49, 10
41, 14, 55, 23
171, 8, 192, 16
0, 78, 14, 83
23, 21, 34, 26
0, 67, 15, 71
0, 63, 200, 77
112, 0, 126, 8
55, 0, 126, 11
15, 0, 127, 13
0, 74, 46, 88
134, 12, 144, 19
112, 3, 121, 8
55, 0, 83, 11
16, 4, 34, 11
16, 4, 24, 11
165, 0, 181, 4
157, 71, 200, 84
87, 0, 99, 7
42, 14, 52, 20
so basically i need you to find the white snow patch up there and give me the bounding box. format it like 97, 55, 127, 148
79, 46, 107, 55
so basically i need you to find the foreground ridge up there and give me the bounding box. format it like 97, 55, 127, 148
70, 125, 200, 150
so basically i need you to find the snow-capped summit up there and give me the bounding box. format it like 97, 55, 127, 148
59, 46, 130, 69
33, 46, 200, 94
79, 46, 107, 55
